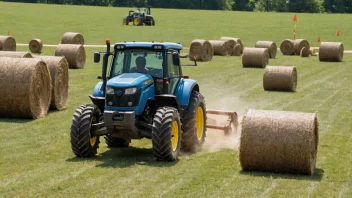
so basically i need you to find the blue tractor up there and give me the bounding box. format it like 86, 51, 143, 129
70, 40, 237, 161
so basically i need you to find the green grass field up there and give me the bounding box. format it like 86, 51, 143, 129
1, 2, 352, 197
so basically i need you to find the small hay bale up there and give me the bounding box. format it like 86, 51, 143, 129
208, 40, 228, 56
319, 42, 344, 62
242, 48, 269, 68
189, 40, 213, 62
310, 48, 317, 56
300, 47, 310, 57
255, 41, 277, 58
0, 51, 33, 58
294, 39, 310, 55
240, 109, 319, 175
54, 44, 86, 69
60, 32, 84, 45
179, 53, 189, 58
0, 36, 16, 51
263, 66, 297, 92
220, 38, 236, 55
35, 56, 69, 110
280, 39, 294, 55
29, 38, 43, 53
232, 44, 241, 56
0, 57, 51, 119
220, 37, 243, 54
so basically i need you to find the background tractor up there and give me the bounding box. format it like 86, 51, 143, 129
69, 40, 237, 161
123, 7, 155, 26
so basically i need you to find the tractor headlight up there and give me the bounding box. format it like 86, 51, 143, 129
125, 87, 137, 95
106, 87, 114, 94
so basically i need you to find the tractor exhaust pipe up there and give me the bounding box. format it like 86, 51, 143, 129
101, 40, 111, 95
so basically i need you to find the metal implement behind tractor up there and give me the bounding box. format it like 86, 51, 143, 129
69, 40, 237, 162
123, 7, 155, 26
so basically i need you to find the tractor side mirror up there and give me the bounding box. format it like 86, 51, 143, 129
172, 52, 180, 66
94, 52, 100, 63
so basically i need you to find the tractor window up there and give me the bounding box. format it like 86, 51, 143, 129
111, 51, 125, 76
167, 52, 181, 94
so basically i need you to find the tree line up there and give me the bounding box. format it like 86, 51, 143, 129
2, 0, 352, 13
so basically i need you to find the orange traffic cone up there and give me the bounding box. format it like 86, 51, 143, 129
336, 29, 340, 36
293, 14, 298, 22
8, 30, 10, 36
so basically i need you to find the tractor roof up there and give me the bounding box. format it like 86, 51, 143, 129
114, 42, 183, 50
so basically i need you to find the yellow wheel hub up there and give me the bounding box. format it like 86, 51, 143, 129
133, 18, 140, 25
196, 106, 204, 140
171, 121, 179, 151
89, 117, 97, 147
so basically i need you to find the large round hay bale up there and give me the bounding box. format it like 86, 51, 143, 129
35, 56, 69, 110
220, 38, 236, 55
29, 38, 43, 53
0, 58, 51, 119
54, 44, 86, 69
240, 109, 319, 175
242, 48, 269, 68
208, 40, 228, 56
280, 39, 294, 55
255, 41, 277, 58
189, 40, 213, 62
300, 47, 310, 57
263, 66, 297, 92
0, 51, 33, 58
294, 39, 310, 55
233, 44, 241, 56
60, 32, 84, 45
0, 36, 16, 51
220, 37, 243, 54
319, 42, 344, 62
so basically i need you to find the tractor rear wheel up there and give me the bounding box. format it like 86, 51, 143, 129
104, 135, 129, 148
151, 19, 155, 26
133, 17, 141, 26
70, 104, 100, 157
152, 107, 182, 161
181, 91, 207, 153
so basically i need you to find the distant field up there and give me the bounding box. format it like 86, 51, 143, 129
0, 2, 352, 197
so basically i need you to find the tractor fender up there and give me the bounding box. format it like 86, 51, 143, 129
174, 78, 199, 109
155, 95, 181, 112
93, 82, 104, 97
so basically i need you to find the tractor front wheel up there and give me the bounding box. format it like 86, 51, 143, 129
105, 135, 129, 148
152, 107, 182, 161
133, 17, 141, 26
181, 91, 207, 153
123, 19, 128, 25
70, 104, 100, 157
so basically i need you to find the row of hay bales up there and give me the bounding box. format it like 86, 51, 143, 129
0, 54, 69, 119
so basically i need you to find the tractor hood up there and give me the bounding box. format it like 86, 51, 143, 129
106, 73, 153, 89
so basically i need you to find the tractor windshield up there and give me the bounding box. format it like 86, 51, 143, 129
110, 49, 164, 78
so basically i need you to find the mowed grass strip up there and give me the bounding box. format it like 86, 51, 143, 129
0, 2, 352, 197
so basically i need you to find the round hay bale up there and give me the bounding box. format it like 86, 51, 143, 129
263, 66, 297, 92
240, 109, 319, 175
0, 36, 16, 51
280, 39, 294, 55
232, 44, 241, 56
242, 48, 269, 68
220, 37, 243, 54
208, 40, 228, 56
300, 47, 310, 57
54, 44, 86, 69
35, 56, 69, 110
310, 48, 317, 56
319, 42, 344, 62
0, 57, 51, 119
60, 32, 84, 45
189, 40, 213, 62
0, 51, 33, 58
294, 39, 310, 55
220, 38, 236, 55
29, 38, 43, 53
255, 41, 277, 58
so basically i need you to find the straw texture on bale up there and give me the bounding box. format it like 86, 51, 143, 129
0, 36, 16, 51
233, 44, 242, 56
0, 58, 51, 119
35, 56, 69, 110
240, 109, 319, 175
255, 41, 277, 58
189, 40, 213, 62
263, 66, 297, 92
29, 38, 43, 53
60, 32, 84, 45
300, 47, 310, 57
242, 48, 269, 68
280, 39, 294, 55
54, 44, 86, 69
220, 38, 236, 55
319, 42, 344, 62
294, 39, 310, 55
208, 40, 228, 56
220, 37, 243, 54
0, 51, 33, 58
